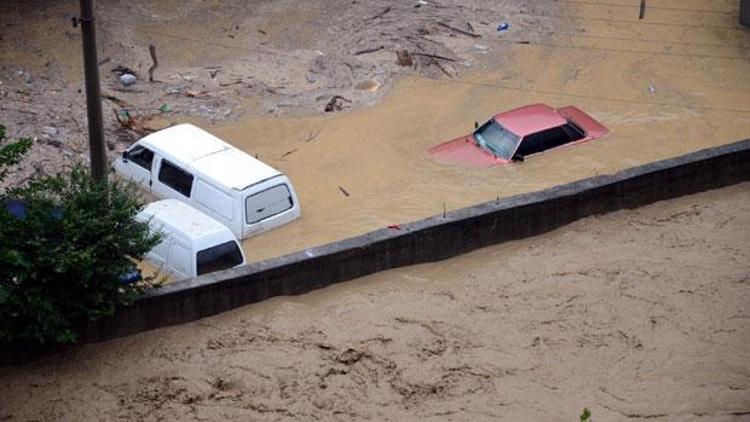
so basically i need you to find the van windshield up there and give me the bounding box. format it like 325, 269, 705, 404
197, 241, 243, 275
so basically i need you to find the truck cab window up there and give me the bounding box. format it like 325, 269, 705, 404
127, 146, 154, 170
158, 160, 194, 197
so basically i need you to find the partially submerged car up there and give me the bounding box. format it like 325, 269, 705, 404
114, 124, 301, 240
136, 199, 247, 281
429, 103, 608, 167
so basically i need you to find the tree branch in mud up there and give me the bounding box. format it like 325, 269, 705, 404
369, 6, 391, 21
148, 44, 158, 82
436, 22, 480, 38
410, 52, 457, 62
354, 46, 385, 56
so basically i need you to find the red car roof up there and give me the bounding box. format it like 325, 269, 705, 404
493, 103, 567, 137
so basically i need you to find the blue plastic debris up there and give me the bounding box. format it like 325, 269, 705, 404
3, 200, 62, 220
497, 22, 510, 31
118, 268, 143, 285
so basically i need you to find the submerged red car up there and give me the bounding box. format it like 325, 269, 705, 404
429, 103, 609, 167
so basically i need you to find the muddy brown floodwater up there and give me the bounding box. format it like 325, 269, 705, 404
1, 183, 748, 421
210, 5, 750, 260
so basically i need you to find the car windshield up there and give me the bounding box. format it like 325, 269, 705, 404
472, 119, 520, 160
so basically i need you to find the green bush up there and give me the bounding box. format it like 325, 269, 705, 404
0, 125, 160, 346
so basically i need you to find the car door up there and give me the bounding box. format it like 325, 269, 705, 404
119, 145, 154, 191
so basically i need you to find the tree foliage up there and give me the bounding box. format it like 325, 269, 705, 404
0, 124, 33, 183
0, 125, 160, 346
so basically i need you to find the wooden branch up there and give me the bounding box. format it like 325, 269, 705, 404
369, 6, 391, 20
148, 44, 158, 82
354, 46, 384, 56
437, 22, 480, 38
411, 52, 458, 62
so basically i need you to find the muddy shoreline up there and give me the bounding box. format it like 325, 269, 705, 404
0, 0, 560, 188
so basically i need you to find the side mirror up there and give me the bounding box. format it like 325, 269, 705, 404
121, 150, 129, 161
511, 153, 525, 163
474, 121, 479, 129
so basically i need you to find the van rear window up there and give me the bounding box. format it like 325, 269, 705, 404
245, 184, 293, 224
196, 241, 243, 276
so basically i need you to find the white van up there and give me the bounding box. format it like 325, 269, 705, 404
114, 123, 300, 239
136, 199, 246, 281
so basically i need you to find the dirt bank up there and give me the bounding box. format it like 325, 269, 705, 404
0, 0, 559, 187
1, 183, 748, 421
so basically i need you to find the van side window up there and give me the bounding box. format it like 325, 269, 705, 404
158, 160, 194, 197
245, 184, 293, 224
127, 146, 154, 170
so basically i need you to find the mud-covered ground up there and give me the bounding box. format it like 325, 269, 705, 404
0, 0, 558, 187
1, 183, 748, 421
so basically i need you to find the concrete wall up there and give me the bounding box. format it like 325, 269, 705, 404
2, 139, 749, 363
79, 139, 750, 344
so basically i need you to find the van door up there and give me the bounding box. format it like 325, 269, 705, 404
167, 241, 193, 279
119, 145, 155, 191
245, 184, 293, 225
193, 179, 234, 226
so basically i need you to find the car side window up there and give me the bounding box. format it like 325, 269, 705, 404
127, 146, 154, 170
517, 127, 573, 156
562, 121, 586, 141
158, 160, 194, 197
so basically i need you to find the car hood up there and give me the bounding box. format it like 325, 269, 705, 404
428, 135, 508, 167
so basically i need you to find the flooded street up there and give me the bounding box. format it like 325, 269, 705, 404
1, 1, 749, 420
209, 2, 750, 259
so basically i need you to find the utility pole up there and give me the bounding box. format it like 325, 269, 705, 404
78, 0, 107, 180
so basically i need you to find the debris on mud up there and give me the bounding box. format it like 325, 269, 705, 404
0, 0, 560, 188
396, 50, 414, 67
324, 95, 352, 113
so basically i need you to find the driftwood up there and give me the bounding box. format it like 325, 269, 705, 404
437, 22, 480, 38
102, 94, 131, 108
280, 148, 298, 159
354, 46, 385, 56
369, 6, 391, 20
435, 61, 454, 78
148, 44, 158, 82
410, 52, 457, 62
302, 129, 322, 143
396, 49, 414, 66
